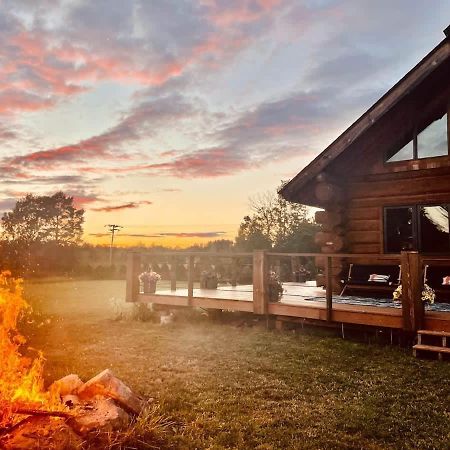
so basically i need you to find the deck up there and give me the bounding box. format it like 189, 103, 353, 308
136, 282, 450, 332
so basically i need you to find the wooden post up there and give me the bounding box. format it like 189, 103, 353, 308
401, 251, 423, 331
187, 255, 194, 305
231, 257, 237, 287
170, 256, 177, 291
325, 256, 333, 321
253, 250, 269, 314
126, 252, 141, 302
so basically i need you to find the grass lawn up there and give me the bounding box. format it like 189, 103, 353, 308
23, 279, 450, 449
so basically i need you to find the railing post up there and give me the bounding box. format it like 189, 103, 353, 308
253, 250, 269, 314
325, 256, 333, 321
187, 255, 194, 305
231, 257, 237, 287
170, 256, 177, 291
126, 252, 141, 302
401, 251, 423, 331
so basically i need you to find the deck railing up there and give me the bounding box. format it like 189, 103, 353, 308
126, 250, 449, 331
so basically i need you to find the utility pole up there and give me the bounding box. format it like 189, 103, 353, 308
105, 224, 123, 266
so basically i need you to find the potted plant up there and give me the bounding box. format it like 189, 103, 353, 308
393, 283, 436, 308
294, 264, 310, 283
200, 270, 218, 289
139, 269, 161, 294
269, 271, 284, 302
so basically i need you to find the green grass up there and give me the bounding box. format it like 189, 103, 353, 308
23, 279, 450, 449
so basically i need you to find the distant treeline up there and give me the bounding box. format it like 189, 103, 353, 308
0, 189, 319, 279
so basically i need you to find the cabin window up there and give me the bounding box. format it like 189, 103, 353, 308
386, 113, 448, 162
419, 205, 450, 252
384, 204, 450, 253
384, 207, 414, 252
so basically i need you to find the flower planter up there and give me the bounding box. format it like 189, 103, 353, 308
142, 280, 156, 294
269, 284, 282, 302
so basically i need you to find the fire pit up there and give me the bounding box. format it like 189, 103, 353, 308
0, 272, 144, 449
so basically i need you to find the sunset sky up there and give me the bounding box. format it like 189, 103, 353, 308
1, 1, 450, 247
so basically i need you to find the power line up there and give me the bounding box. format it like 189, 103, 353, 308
105, 224, 123, 265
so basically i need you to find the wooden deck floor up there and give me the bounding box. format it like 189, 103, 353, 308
135, 282, 450, 332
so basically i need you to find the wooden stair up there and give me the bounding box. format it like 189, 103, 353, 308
413, 330, 450, 360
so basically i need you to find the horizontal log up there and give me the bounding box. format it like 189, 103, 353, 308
348, 243, 381, 254
321, 238, 345, 253
315, 182, 343, 204
315, 210, 344, 228
347, 175, 450, 200
347, 207, 379, 221
350, 192, 450, 208
346, 231, 380, 244
347, 219, 379, 232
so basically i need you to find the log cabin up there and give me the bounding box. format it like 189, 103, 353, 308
280, 26, 450, 296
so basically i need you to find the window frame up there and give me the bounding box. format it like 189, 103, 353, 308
385, 113, 448, 163
383, 203, 450, 254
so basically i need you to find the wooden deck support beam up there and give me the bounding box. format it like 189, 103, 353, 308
401, 251, 424, 331
126, 252, 141, 302
253, 250, 269, 314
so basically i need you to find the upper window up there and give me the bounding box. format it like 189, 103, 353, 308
386, 113, 448, 163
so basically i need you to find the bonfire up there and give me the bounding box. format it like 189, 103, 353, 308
0, 271, 144, 449
0, 271, 62, 426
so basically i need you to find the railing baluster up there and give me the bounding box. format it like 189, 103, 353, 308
187, 255, 194, 305
326, 256, 333, 321
170, 256, 177, 291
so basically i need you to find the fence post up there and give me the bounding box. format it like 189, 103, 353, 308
126, 252, 141, 302
170, 256, 177, 291
187, 255, 194, 305
253, 250, 269, 314
325, 256, 333, 322
401, 251, 423, 331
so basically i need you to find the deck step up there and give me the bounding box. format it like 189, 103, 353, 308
417, 329, 450, 337
413, 344, 450, 354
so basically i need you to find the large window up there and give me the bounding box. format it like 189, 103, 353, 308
384, 205, 450, 253
386, 113, 448, 162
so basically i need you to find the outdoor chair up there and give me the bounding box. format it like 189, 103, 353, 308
424, 264, 450, 302
340, 264, 401, 297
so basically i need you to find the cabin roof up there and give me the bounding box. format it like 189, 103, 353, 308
280, 31, 450, 205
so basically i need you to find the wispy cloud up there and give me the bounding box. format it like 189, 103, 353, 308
91, 200, 153, 212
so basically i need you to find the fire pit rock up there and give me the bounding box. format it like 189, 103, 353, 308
1, 370, 145, 448
50, 374, 83, 397
68, 397, 130, 435
77, 369, 144, 415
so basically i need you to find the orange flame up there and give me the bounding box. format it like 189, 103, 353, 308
0, 271, 60, 426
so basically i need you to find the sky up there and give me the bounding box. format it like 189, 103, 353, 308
1, 0, 450, 248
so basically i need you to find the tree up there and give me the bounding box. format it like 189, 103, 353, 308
235, 188, 319, 252
1, 192, 84, 274
2, 192, 84, 246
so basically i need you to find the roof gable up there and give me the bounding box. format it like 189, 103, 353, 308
280, 33, 450, 204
